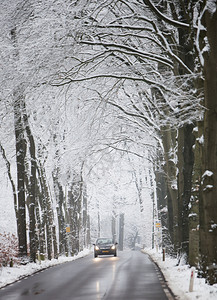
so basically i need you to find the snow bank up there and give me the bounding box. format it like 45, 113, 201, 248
0, 249, 90, 289
144, 248, 217, 300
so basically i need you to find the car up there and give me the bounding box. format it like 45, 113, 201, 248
93, 238, 118, 258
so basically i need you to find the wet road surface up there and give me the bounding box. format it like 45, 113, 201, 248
0, 250, 174, 300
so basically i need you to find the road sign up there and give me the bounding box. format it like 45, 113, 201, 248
155, 222, 161, 228
66, 226, 70, 233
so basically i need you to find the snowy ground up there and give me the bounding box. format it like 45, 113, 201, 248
1, 248, 217, 299
144, 248, 217, 300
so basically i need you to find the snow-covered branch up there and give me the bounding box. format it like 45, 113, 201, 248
143, 0, 199, 30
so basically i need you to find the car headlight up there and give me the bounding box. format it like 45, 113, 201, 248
111, 245, 116, 250
95, 246, 99, 250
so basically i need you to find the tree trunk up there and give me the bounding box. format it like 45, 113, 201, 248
177, 125, 195, 263
52, 225, 58, 259
200, 7, 217, 285
36, 181, 46, 259
161, 126, 178, 252
86, 215, 91, 247
0, 143, 18, 220
13, 88, 28, 259
119, 213, 124, 251
22, 100, 37, 262
54, 175, 66, 255
82, 182, 88, 249
67, 174, 83, 255
154, 147, 169, 250
38, 162, 56, 260
189, 122, 203, 267
112, 212, 117, 242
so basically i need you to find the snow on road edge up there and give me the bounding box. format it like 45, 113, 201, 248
0, 249, 91, 289
143, 248, 217, 300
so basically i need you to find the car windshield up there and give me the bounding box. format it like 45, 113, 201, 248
96, 238, 113, 244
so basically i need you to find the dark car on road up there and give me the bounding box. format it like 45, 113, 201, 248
93, 238, 118, 258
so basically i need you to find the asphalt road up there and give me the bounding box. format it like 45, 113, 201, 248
0, 250, 174, 300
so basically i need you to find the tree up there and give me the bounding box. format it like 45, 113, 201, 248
52, 0, 201, 254
200, 2, 217, 285
50, 0, 217, 284
13, 85, 28, 260
0, 0, 91, 261
2, 1, 217, 286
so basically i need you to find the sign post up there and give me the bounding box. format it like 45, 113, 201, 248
189, 267, 195, 292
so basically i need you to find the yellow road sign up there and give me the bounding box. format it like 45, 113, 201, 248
155, 222, 161, 228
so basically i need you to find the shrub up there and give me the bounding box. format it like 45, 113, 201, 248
0, 232, 18, 267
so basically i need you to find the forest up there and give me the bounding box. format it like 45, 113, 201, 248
0, 0, 217, 286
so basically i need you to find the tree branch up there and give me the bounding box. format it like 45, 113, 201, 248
106, 99, 160, 131
52, 73, 180, 96
80, 40, 173, 68
143, 0, 198, 30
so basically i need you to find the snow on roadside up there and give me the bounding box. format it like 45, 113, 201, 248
0, 249, 90, 289
144, 248, 217, 300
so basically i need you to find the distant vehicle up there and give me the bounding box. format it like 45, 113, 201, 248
93, 238, 118, 258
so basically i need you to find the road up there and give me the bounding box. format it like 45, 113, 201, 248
0, 250, 174, 300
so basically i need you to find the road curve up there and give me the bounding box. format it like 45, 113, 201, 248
0, 250, 174, 300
